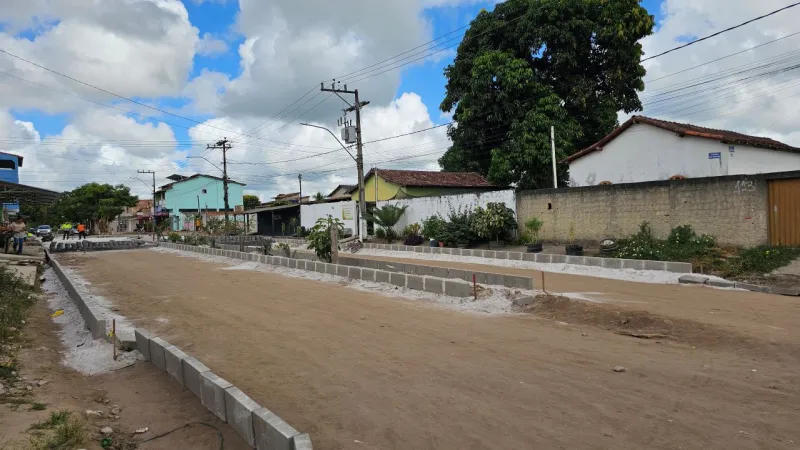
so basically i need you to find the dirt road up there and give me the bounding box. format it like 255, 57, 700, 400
62, 249, 800, 450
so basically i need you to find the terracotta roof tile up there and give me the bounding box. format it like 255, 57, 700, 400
366, 169, 494, 188
566, 115, 800, 163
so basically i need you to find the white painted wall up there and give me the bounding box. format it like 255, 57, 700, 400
568, 123, 800, 186
301, 201, 357, 235
376, 190, 516, 231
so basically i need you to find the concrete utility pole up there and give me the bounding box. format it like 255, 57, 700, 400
298, 173, 302, 232
550, 126, 558, 189
206, 138, 231, 224
320, 82, 369, 240
138, 170, 156, 241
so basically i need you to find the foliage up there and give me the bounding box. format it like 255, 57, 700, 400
276, 242, 292, 257
183, 233, 209, 246
404, 234, 424, 246
732, 246, 800, 275
440, 207, 477, 246
262, 239, 273, 255
206, 218, 244, 235
402, 223, 421, 237
472, 202, 516, 242
421, 215, 447, 241
47, 183, 137, 226
615, 223, 716, 263
524, 217, 543, 243
306, 215, 344, 262
368, 204, 408, 243
0, 266, 36, 349
168, 232, 181, 243
288, 217, 299, 234
243, 195, 261, 211
568, 221, 577, 244
439, 0, 654, 188
314, 192, 325, 202
375, 228, 386, 239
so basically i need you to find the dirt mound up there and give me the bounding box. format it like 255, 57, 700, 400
523, 294, 798, 359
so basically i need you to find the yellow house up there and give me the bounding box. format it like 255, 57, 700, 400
349, 169, 497, 202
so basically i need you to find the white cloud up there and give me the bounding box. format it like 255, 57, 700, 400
196, 32, 229, 56
636, 0, 800, 149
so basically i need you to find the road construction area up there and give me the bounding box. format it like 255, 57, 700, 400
58, 248, 800, 450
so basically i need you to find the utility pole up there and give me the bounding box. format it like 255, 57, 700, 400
298, 173, 302, 233
320, 82, 369, 240
550, 126, 558, 189
138, 170, 156, 241
206, 138, 231, 224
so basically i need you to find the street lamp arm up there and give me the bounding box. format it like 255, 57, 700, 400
300, 123, 357, 162
187, 156, 223, 172
129, 177, 152, 191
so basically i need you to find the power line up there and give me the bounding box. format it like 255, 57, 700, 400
641, 2, 800, 62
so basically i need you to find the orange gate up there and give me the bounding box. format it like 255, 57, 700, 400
768, 178, 800, 246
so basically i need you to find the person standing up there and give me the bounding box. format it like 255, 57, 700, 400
77, 222, 86, 240
60, 222, 71, 240
10, 216, 26, 255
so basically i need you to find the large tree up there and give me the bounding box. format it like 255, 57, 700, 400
440, 0, 654, 189
50, 183, 137, 227
243, 194, 261, 211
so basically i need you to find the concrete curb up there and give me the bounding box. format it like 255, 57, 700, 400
363, 242, 693, 274
48, 239, 146, 253
162, 243, 480, 297
677, 274, 798, 296
45, 250, 108, 340
134, 328, 313, 449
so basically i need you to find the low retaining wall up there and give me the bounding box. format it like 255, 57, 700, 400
162, 243, 479, 297
47, 248, 314, 449
363, 243, 693, 274
48, 239, 147, 253
678, 274, 799, 296
135, 329, 313, 449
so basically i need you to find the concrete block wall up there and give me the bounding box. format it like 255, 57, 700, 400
361, 243, 692, 274
48, 239, 145, 253
46, 251, 109, 339
134, 329, 313, 449
337, 255, 535, 290
161, 243, 478, 297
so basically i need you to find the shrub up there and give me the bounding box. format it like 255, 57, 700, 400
404, 234, 424, 246
473, 202, 516, 243
421, 215, 446, 241
307, 215, 344, 262
524, 217, 543, 243
402, 223, 421, 237
368, 205, 408, 243
375, 227, 386, 239
168, 232, 180, 243
732, 246, 800, 275
440, 207, 476, 246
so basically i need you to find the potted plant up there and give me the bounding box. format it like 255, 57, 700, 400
422, 215, 446, 247
524, 217, 544, 253
565, 221, 583, 256
473, 202, 517, 249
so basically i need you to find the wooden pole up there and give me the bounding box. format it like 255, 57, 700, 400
331, 225, 339, 264
472, 273, 477, 300
112, 319, 117, 361
541, 272, 546, 294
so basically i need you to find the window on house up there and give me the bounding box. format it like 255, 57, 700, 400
202, 189, 207, 194
0, 160, 15, 170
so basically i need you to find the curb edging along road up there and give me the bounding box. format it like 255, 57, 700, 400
162, 242, 508, 296
214, 243, 536, 291
678, 274, 800, 296
362, 242, 693, 274
46, 249, 315, 449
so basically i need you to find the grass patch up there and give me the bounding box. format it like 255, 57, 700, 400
27, 415, 87, 450
613, 223, 800, 279
0, 265, 37, 354
29, 410, 71, 431
30, 403, 46, 411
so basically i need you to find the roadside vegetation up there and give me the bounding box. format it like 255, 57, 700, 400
0, 266, 37, 409
614, 222, 799, 279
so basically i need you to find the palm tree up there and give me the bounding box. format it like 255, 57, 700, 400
314, 192, 324, 202
368, 205, 408, 243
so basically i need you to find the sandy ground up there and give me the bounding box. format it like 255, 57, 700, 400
59, 249, 800, 450
0, 269, 248, 450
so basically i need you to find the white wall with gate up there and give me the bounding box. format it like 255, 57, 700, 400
376, 190, 516, 231
301, 200, 358, 235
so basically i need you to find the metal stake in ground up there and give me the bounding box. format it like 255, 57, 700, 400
472, 273, 477, 301
541, 272, 546, 294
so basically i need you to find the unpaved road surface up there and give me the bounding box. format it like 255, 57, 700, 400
61, 249, 800, 450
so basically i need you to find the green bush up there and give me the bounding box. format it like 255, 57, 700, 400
168, 232, 181, 243
440, 207, 477, 246
473, 202, 516, 243
524, 217, 543, 243
375, 227, 386, 239
421, 215, 446, 241
730, 246, 800, 276
307, 215, 344, 262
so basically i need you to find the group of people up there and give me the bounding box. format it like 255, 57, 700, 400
59, 222, 87, 240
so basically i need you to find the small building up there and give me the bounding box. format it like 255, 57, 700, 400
155, 174, 245, 231
348, 169, 496, 202
272, 192, 309, 205
566, 115, 800, 186
327, 185, 356, 201
115, 200, 153, 233
0, 151, 24, 213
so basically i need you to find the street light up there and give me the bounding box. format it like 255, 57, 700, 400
187, 155, 223, 172
300, 122, 365, 241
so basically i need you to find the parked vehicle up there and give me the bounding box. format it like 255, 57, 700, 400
36, 225, 52, 236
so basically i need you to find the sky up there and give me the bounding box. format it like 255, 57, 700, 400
1, 0, 799, 203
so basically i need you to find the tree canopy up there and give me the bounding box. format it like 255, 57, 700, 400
48, 183, 137, 225
439, 0, 654, 189
243, 194, 261, 211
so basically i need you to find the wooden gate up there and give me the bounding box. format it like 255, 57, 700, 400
768, 178, 800, 246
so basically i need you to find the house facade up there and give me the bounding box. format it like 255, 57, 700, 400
155, 174, 245, 231
0, 151, 23, 213
348, 169, 497, 202
115, 200, 153, 233
566, 116, 800, 186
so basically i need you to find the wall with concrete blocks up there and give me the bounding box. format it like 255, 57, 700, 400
135, 329, 313, 449
337, 255, 534, 290
361, 243, 693, 273
46, 252, 109, 340
48, 239, 146, 253
161, 243, 476, 297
